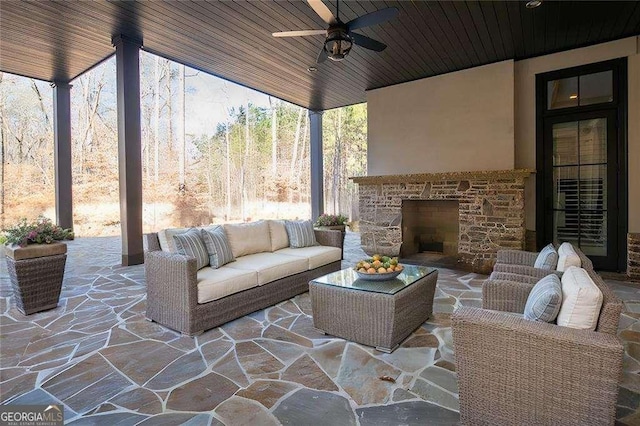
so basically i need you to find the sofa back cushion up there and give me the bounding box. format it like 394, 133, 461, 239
557, 266, 603, 330
223, 220, 272, 258
201, 227, 235, 268
173, 229, 209, 270
269, 220, 289, 251
158, 227, 189, 252
524, 274, 562, 322
534, 243, 558, 270
284, 220, 318, 248
557, 242, 581, 272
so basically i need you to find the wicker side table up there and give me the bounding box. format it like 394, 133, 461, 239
4, 243, 67, 315
310, 266, 438, 352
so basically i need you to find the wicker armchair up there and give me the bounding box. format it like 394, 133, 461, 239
453, 268, 624, 425
492, 249, 560, 277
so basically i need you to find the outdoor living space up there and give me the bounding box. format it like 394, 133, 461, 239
1, 233, 638, 424
2, 1, 640, 425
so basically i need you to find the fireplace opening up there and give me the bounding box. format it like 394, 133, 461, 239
400, 200, 459, 267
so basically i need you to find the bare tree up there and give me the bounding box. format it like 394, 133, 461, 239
178, 64, 186, 193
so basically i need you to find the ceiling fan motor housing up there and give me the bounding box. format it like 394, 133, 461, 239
324, 25, 352, 61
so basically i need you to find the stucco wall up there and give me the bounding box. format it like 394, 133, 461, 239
514, 36, 640, 232
366, 60, 515, 176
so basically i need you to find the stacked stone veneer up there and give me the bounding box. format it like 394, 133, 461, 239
629, 233, 640, 281
352, 169, 533, 274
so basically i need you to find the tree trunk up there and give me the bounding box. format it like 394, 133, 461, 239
177, 64, 186, 193
241, 100, 250, 221
165, 60, 173, 154
154, 55, 160, 183
0, 73, 5, 228
225, 117, 231, 221
270, 97, 277, 175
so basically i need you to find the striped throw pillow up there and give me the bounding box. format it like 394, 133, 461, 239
524, 274, 562, 323
284, 220, 318, 248
534, 243, 558, 270
173, 229, 209, 270
201, 227, 235, 268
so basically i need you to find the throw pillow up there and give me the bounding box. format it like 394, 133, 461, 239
557, 266, 603, 330
557, 242, 581, 272
534, 243, 559, 270
201, 227, 235, 268
223, 221, 272, 258
268, 220, 289, 251
523, 274, 562, 322
173, 229, 209, 270
285, 220, 318, 248
158, 227, 189, 252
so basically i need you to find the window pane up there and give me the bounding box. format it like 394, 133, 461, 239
579, 165, 607, 210
553, 166, 578, 209
553, 122, 578, 165
579, 71, 613, 106
548, 77, 578, 109
580, 211, 607, 256
579, 118, 607, 164
554, 210, 579, 246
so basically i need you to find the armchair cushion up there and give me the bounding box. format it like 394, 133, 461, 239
558, 266, 603, 330
557, 242, 581, 272
201, 227, 235, 268
284, 220, 318, 248
534, 243, 558, 270
173, 229, 209, 270
524, 274, 562, 322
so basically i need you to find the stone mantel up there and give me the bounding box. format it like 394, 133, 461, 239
354, 168, 534, 274
350, 168, 534, 185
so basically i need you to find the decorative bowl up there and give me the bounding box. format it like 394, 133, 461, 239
355, 269, 402, 281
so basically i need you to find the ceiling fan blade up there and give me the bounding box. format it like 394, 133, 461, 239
308, 0, 337, 25
346, 7, 399, 31
350, 33, 387, 52
272, 29, 327, 37
316, 46, 328, 63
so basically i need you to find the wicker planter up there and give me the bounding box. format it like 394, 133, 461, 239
4, 242, 67, 315
315, 225, 346, 232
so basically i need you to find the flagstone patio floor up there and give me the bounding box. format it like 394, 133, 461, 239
1, 232, 639, 425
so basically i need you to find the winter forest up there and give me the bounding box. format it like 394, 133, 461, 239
0, 51, 367, 236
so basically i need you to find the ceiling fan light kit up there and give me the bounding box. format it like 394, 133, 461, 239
272, 0, 398, 64
324, 27, 353, 61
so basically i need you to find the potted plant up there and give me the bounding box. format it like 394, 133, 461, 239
2, 216, 74, 315
314, 213, 349, 232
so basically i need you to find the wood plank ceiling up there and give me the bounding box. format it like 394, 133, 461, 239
1, 1, 639, 111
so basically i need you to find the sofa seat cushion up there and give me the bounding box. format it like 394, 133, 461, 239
275, 246, 342, 270
224, 221, 272, 257
225, 252, 308, 286
557, 266, 603, 330
197, 267, 258, 304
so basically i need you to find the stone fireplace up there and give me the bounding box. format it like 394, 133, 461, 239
352, 169, 533, 273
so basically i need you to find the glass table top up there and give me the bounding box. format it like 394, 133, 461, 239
311, 265, 436, 295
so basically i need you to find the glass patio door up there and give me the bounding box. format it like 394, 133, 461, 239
544, 111, 618, 270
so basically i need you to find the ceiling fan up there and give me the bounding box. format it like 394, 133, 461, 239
272, 0, 399, 63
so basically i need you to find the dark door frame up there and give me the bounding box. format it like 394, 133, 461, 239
535, 57, 628, 271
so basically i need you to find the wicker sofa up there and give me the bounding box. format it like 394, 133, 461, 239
144, 221, 344, 336
452, 250, 624, 425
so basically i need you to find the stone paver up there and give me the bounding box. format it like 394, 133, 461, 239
1, 232, 638, 423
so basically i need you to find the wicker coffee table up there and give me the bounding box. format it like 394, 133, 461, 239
309, 265, 437, 353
